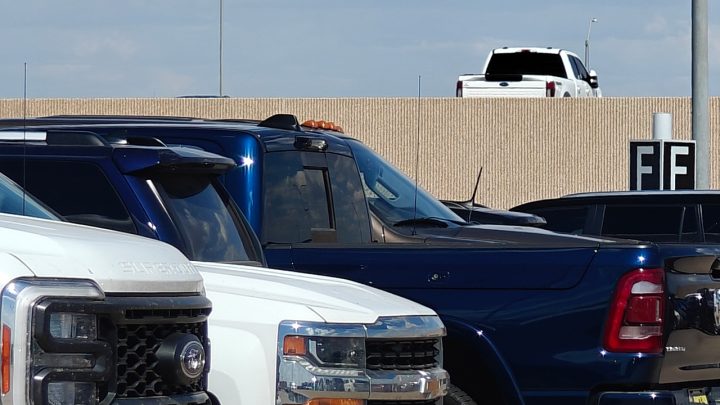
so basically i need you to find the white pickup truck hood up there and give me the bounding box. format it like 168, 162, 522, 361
0, 214, 204, 294
194, 261, 436, 324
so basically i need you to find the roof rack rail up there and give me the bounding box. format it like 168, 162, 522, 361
211, 118, 262, 124
257, 114, 302, 132
46, 131, 107, 146
42, 115, 200, 121
0, 129, 167, 148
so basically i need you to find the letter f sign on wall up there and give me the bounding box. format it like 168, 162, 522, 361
629, 140, 696, 190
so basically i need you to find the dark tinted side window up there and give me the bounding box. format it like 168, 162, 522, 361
0, 160, 136, 233
327, 154, 372, 243
569, 56, 589, 80
263, 151, 371, 244
151, 174, 253, 263
602, 205, 699, 242
528, 207, 588, 234
701, 204, 720, 242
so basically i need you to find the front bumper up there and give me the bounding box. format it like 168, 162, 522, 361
277, 360, 448, 404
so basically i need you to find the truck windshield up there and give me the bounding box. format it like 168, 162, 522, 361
346, 139, 465, 226
150, 173, 256, 263
0, 172, 59, 220
486, 52, 567, 78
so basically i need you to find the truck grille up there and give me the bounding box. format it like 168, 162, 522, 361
366, 338, 440, 370
106, 296, 211, 401
117, 320, 208, 397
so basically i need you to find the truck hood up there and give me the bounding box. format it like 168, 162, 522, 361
193, 261, 437, 324
0, 214, 203, 294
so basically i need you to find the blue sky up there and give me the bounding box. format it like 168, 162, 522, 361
0, 0, 717, 98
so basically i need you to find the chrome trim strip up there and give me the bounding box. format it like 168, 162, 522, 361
366, 316, 446, 339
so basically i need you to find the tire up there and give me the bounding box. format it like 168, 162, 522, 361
444, 383, 478, 405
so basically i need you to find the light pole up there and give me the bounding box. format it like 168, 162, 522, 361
219, 0, 224, 97
584, 17, 598, 68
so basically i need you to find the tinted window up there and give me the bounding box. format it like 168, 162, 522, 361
327, 154, 372, 243
485, 52, 568, 78
701, 204, 720, 242
602, 205, 699, 242
0, 160, 135, 233
152, 174, 252, 262
569, 56, 589, 80
530, 207, 588, 234
0, 172, 59, 220
347, 140, 463, 225
263, 151, 371, 244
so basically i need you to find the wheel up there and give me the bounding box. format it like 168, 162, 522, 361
444, 383, 478, 405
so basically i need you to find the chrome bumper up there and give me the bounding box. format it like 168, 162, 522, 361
277, 360, 448, 404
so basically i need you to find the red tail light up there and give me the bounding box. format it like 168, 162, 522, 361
456, 81, 463, 97
545, 81, 556, 97
603, 267, 665, 353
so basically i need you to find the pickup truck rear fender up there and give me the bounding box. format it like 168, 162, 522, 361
441, 315, 525, 405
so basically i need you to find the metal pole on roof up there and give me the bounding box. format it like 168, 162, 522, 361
692, 0, 709, 189
219, 0, 224, 97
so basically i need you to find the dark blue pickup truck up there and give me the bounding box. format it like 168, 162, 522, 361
4, 116, 720, 405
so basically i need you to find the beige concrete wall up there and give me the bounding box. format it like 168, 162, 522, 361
0, 97, 717, 209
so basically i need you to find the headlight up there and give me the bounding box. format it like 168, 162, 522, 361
49, 313, 97, 340
284, 335, 365, 368
47, 381, 97, 405
0, 278, 105, 405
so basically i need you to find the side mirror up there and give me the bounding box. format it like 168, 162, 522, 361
588, 69, 599, 89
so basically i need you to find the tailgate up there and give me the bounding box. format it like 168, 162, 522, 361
460, 77, 547, 98
661, 254, 720, 383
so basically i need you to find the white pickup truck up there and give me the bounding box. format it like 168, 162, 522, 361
0, 215, 213, 405
456, 47, 601, 98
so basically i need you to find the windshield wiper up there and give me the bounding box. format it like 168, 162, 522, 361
393, 217, 450, 228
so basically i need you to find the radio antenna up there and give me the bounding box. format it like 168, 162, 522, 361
411, 75, 422, 236
22, 62, 28, 215
465, 167, 483, 223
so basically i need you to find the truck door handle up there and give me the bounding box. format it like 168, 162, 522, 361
428, 272, 450, 282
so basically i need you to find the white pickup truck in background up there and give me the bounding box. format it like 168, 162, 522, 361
456, 47, 602, 98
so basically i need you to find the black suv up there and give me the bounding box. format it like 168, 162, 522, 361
511, 190, 720, 243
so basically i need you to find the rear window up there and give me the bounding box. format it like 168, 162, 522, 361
486, 52, 567, 78
601, 205, 699, 242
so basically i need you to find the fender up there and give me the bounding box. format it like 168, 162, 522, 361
441, 315, 525, 405
206, 322, 276, 404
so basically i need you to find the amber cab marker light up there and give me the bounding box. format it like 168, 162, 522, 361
283, 335, 307, 356
301, 120, 344, 133
2, 324, 10, 394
